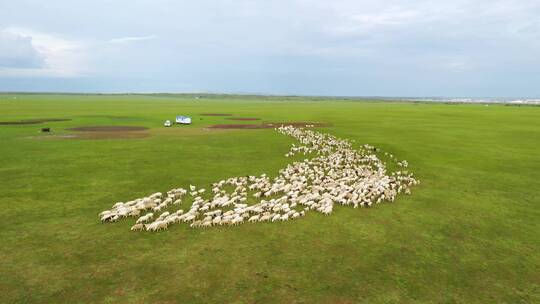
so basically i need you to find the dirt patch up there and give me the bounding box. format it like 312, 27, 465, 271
66, 126, 148, 132
200, 113, 233, 116
207, 124, 266, 129
207, 122, 330, 129
37, 132, 150, 140
79, 115, 135, 120
0, 118, 71, 125
77, 132, 150, 139
226, 117, 261, 121
53, 125, 152, 139
35, 134, 79, 139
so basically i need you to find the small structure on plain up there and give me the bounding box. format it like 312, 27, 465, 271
176, 116, 192, 125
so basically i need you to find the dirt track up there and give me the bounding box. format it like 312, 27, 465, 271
207, 124, 265, 129
38, 132, 150, 140
67, 126, 149, 132
0, 118, 71, 125
61, 125, 150, 139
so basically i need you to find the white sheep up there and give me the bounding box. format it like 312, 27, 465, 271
248, 215, 260, 222
100, 125, 418, 231
131, 223, 144, 231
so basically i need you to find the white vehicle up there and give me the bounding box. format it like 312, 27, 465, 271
164, 120, 172, 127
176, 116, 192, 125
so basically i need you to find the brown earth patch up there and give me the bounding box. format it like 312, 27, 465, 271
52, 125, 152, 139
207, 121, 330, 129
76, 132, 150, 139
35, 134, 79, 139
66, 126, 148, 132
200, 113, 233, 116
226, 117, 261, 121
207, 124, 265, 129
0, 118, 71, 125
37, 132, 150, 140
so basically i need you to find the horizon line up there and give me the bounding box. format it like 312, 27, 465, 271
1, 91, 539, 100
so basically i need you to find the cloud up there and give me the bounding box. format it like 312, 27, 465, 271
0, 27, 89, 77
0, 29, 156, 78
109, 35, 156, 44
0, 31, 44, 68
0, 0, 539, 96
322, 6, 424, 37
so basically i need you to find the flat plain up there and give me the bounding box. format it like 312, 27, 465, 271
0, 94, 539, 303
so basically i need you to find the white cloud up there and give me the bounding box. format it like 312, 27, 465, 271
0, 28, 158, 78
0, 0, 539, 95
0, 31, 44, 68
1, 27, 89, 77
109, 35, 156, 44
324, 7, 424, 37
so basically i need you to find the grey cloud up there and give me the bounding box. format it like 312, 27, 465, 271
0, 0, 539, 96
0, 31, 44, 68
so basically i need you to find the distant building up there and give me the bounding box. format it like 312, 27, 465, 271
176, 116, 192, 124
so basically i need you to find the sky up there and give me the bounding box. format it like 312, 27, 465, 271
0, 0, 539, 97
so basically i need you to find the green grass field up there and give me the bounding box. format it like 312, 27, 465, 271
0, 94, 539, 303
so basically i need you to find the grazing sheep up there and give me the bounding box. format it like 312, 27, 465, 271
158, 211, 170, 220
157, 221, 168, 231
128, 209, 141, 217
145, 222, 157, 231
259, 214, 272, 222
232, 217, 244, 225
183, 214, 196, 222
212, 216, 222, 225
99, 210, 112, 217
131, 223, 144, 231
100, 213, 115, 222
136, 213, 154, 224
150, 192, 162, 199
248, 215, 260, 222
100, 126, 418, 230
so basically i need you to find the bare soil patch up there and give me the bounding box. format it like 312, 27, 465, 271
207, 124, 264, 129
0, 118, 71, 125
200, 113, 233, 116
54, 125, 152, 139
77, 132, 150, 139
207, 122, 330, 129
35, 134, 79, 139
66, 126, 148, 132
226, 117, 261, 121
37, 132, 150, 140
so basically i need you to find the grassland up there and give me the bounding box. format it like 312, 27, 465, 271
0, 93, 539, 303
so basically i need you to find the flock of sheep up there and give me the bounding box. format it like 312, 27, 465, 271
99, 126, 419, 231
